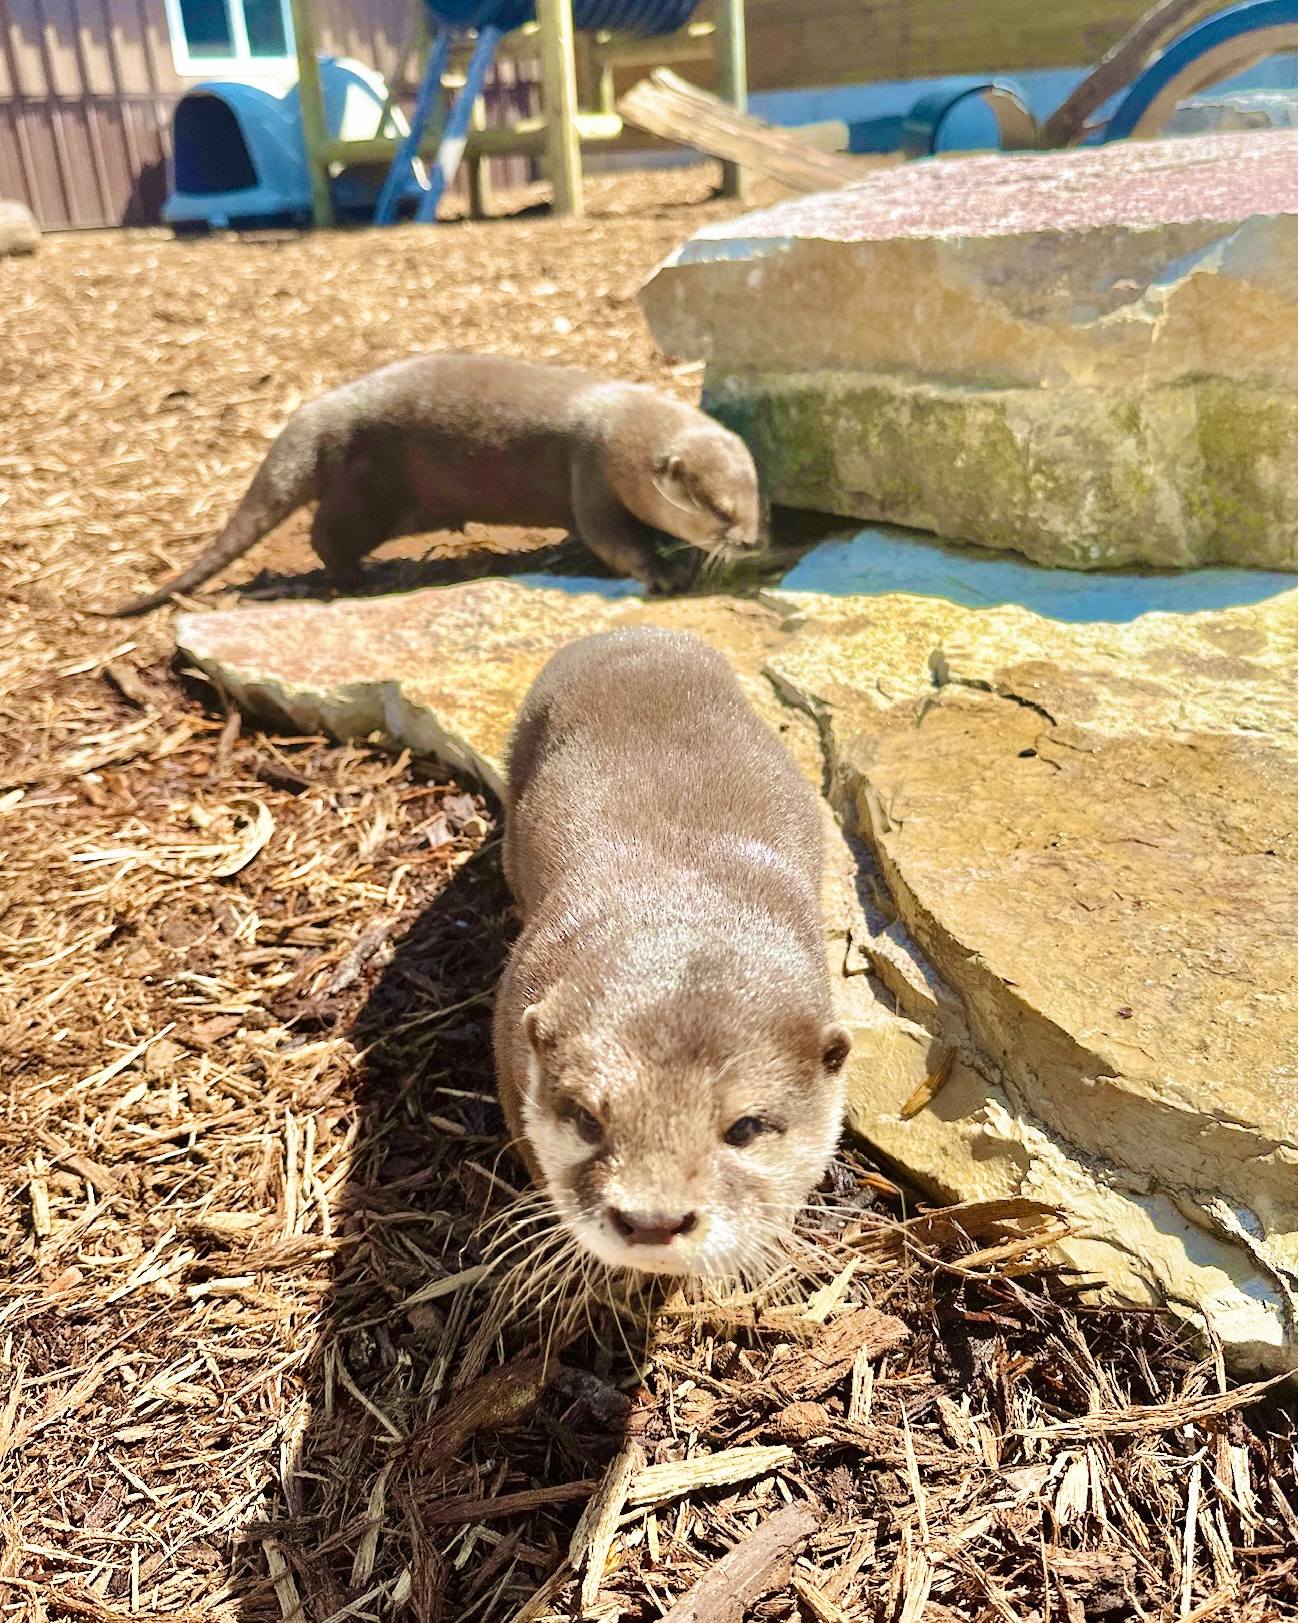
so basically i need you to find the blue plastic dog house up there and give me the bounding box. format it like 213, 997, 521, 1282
163, 57, 423, 230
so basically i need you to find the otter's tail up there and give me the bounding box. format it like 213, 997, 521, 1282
102, 403, 325, 618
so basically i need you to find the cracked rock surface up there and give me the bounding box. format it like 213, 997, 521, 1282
177, 553, 1298, 1371
639, 129, 1298, 571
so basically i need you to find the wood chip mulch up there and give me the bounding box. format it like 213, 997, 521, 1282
0, 167, 1294, 1623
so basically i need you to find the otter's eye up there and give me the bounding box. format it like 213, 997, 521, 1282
724, 1116, 768, 1149
572, 1107, 603, 1146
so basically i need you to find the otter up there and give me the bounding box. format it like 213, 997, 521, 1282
493, 628, 851, 1280
106, 353, 764, 616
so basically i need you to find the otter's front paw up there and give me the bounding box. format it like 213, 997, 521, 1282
645, 549, 701, 596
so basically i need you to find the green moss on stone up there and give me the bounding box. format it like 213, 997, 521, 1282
846, 384, 1028, 540
705, 370, 1297, 571
1024, 393, 1166, 564
1192, 380, 1298, 566
705, 382, 837, 502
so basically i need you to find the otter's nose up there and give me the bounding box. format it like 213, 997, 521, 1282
726, 526, 762, 550
609, 1207, 698, 1246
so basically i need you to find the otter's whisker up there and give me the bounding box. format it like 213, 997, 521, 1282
528, 1243, 587, 1330
517, 1237, 581, 1306
537, 1251, 587, 1370
473, 1188, 560, 1248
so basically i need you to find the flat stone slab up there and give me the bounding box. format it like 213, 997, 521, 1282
177, 548, 1298, 1370
173, 577, 787, 797
640, 130, 1298, 571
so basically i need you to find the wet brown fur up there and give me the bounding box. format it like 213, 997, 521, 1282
493, 628, 850, 1278
106, 353, 763, 616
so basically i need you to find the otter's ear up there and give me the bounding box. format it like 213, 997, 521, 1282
820, 1023, 852, 1075
654, 452, 696, 511
520, 1003, 552, 1102
521, 1003, 548, 1054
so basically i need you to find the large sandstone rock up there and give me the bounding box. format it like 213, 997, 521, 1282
175, 548, 1298, 1371
773, 588, 1298, 1371
640, 130, 1298, 571
0, 200, 39, 257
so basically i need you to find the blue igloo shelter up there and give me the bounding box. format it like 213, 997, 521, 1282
163, 56, 422, 230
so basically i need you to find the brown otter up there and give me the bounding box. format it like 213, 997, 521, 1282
493, 628, 851, 1280
106, 353, 764, 616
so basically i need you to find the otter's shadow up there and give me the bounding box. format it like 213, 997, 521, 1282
221, 537, 595, 610
235, 836, 640, 1621
175, 507, 834, 615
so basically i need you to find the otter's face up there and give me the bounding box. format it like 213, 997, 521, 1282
646, 428, 764, 557
517, 994, 850, 1279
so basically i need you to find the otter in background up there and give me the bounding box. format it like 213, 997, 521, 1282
105, 353, 764, 615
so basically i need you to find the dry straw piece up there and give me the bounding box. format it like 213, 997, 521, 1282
1, 168, 1294, 1623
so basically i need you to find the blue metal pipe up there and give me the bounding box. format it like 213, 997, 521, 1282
373, 24, 453, 224
415, 22, 504, 222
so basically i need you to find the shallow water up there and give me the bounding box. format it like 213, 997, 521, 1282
516, 517, 1296, 627
776, 524, 1297, 625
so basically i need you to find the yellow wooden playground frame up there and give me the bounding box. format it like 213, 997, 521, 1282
285, 0, 748, 226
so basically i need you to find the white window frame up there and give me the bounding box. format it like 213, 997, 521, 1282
162, 0, 297, 78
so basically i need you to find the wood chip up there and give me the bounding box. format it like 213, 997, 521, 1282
899, 1049, 955, 1120
629, 1445, 796, 1510
428, 1478, 599, 1526
792, 1575, 855, 1623
659, 1501, 819, 1622
571, 1440, 644, 1608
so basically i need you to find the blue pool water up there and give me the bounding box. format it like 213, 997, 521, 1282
777, 528, 1297, 625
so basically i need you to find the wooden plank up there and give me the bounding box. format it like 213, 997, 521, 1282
590, 22, 715, 72
288, 0, 335, 227
466, 88, 492, 217
537, 0, 582, 216
323, 111, 620, 165
442, 0, 1143, 96
619, 68, 864, 194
